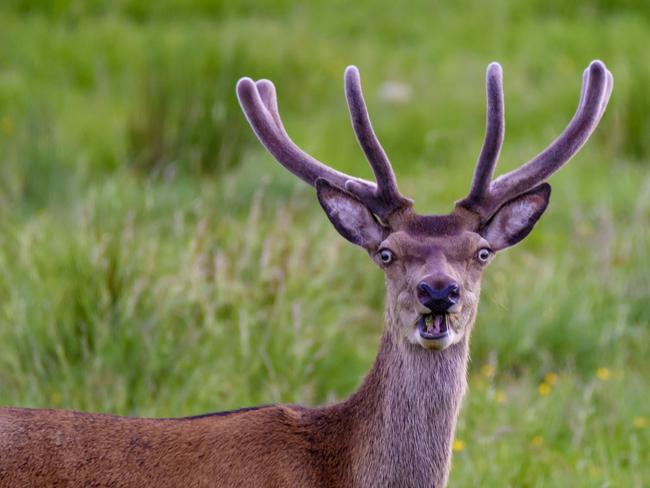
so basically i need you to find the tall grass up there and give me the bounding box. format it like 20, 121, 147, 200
0, 1, 648, 485
127, 43, 251, 176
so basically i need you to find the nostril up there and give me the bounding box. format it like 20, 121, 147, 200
417, 282, 432, 295
447, 283, 460, 303
417, 282, 434, 306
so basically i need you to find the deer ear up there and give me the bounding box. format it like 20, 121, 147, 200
480, 183, 551, 251
316, 178, 388, 251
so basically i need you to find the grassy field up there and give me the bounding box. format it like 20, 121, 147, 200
0, 1, 648, 486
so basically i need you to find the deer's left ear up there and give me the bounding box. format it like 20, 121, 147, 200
316, 178, 388, 251
480, 183, 551, 251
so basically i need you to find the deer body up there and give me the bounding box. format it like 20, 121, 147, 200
0, 405, 346, 487
0, 61, 612, 487
0, 326, 468, 487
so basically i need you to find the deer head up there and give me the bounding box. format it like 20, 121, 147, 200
237, 61, 612, 352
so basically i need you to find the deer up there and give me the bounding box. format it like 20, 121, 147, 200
0, 60, 612, 487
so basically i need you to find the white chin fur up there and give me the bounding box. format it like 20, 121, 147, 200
415, 329, 455, 350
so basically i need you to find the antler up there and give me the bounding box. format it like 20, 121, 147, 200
236, 67, 412, 222
458, 60, 613, 222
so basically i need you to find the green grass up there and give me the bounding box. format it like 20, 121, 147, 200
0, 1, 648, 486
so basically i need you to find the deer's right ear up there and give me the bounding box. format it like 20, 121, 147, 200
316, 179, 388, 251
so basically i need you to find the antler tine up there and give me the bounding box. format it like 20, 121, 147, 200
481, 60, 611, 219
237, 77, 356, 191
598, 69, 614, 122
577, 64, 613, 118
255, 79, 288, 137
238, 71, 412, 221
343, 66, 411, 212
464, 62, 505, 206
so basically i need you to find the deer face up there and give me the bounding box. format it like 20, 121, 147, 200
379, 229, 487, 350
375, 229, 486, 350
316, 180, 551, 351
237, 60, 611, 350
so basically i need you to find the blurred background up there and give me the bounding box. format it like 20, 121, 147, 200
0, 0, 648, 485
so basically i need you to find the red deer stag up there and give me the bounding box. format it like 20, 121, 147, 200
0, 60, 612, 487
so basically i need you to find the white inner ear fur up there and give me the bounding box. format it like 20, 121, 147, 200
328, 196, 384, 245
502, 200, 537, 235
483, 195, 544, 250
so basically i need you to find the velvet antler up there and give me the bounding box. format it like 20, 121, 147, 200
458, 60, 613, 221
237, 67, 411, 222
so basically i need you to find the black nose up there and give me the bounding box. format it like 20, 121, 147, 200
417, 282, 460, 312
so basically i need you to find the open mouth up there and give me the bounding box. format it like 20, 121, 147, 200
417, 313, 449, 340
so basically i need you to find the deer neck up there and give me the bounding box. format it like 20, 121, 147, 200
344, 308, 470, 487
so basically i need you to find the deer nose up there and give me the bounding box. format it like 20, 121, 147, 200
417, 281, 460, 313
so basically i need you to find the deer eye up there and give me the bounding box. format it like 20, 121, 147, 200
378, 249, 394, 265
476, 247, 492, 263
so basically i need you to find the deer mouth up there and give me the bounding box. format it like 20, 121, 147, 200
414, 313, 454, 350
417, 314, 449, 340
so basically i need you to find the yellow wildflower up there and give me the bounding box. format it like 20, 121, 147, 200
544, 372, 558, 385
589, 466, 602, 477
538, 382, 551, 396
481, 363, 495, 378
50, 392, 62, 405
452, 439, 465, 452
495, 390, 507, 404
596, 367, 610, 381
633, 417, 647, 429
531, 435, 543, 446
0, 115, 14, 135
